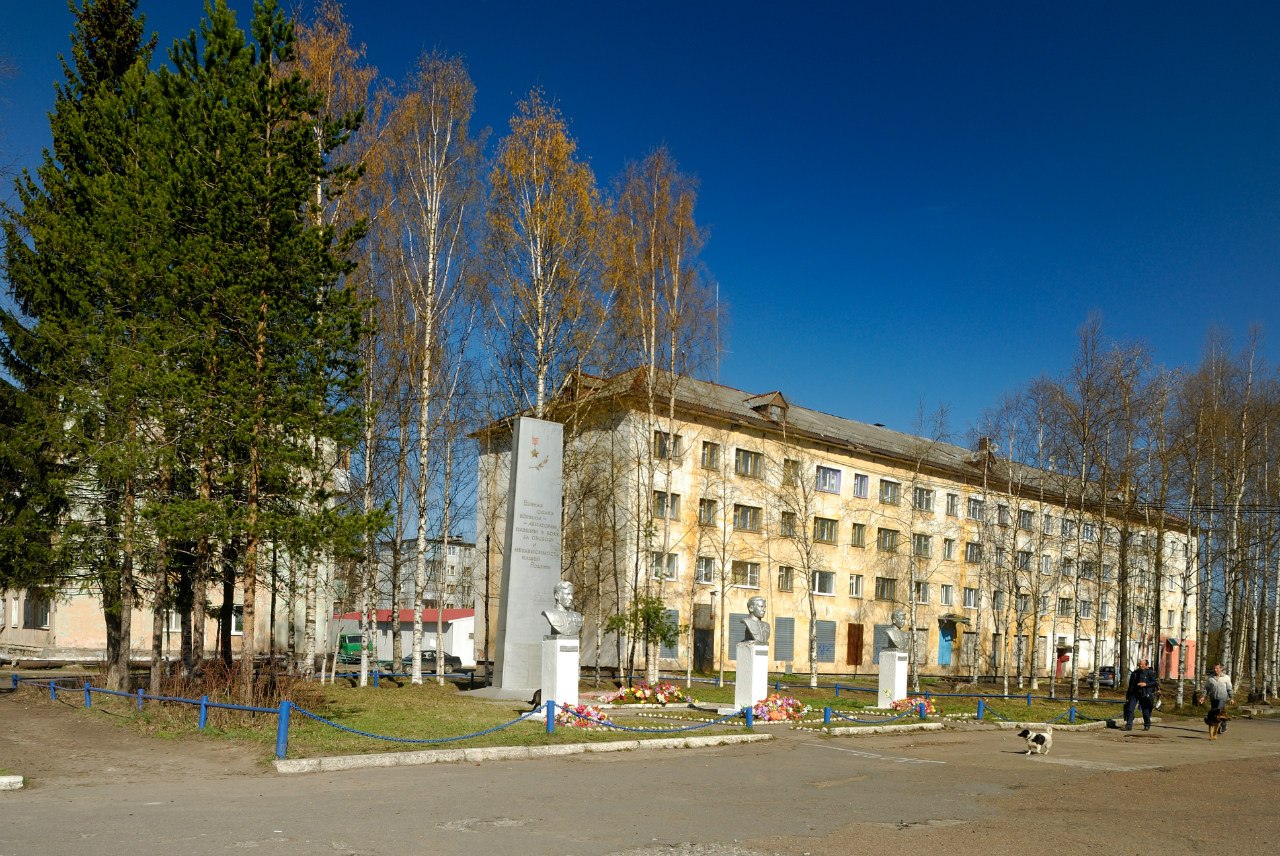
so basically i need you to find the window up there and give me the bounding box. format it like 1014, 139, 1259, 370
1082, 522, 1097, 542
1061, 518, 1077, 539
993, 590, 1006, 612
943, 538, 956, 560
698, 498, 717, 525
964, 542, 982, 563
1079, 599, 1093, 618
734, 448, 762, 478
945, 492, 959, 516
1102, 564, 1115, 581
963, 587, 979, 609
1016, 550, 1032, 571
876, 528, 899, 552
850, 523, 866, 547
995, 546, 1007, 566
22, 594, 50, 629
230, 604, 244, 635
874, 576, 896, 601
1018, 509, 1034, 530
1042, 513, 1054, 535
695, 556, 715, 584
816, 465, 841, 493
1040, 555, 1052, 575
1016, 594, 1031, 614
653, 430, 682, 461
966, 497, 984, 520
812, 570, 835, 595
782, 458, 800, 485
849, 574, 864, 598
1100, 601, 1111, 620
1080, 560, 1096, 580
879, 479, 901, 505
1166, 609, 1175, 626
777, 565, 794, 591
652, 491, 680, 520
731, 560, 760, 587
650, 551, 678, 580
1057, 597, 1072, 617
779, 510, 796, 537
852, 473, 869, 498
1061, 558, 1075, 577
913, 581, 929, 603
997, 504, 1011, 526
940, 584, 954, 606
814, 517, 838, 544
912, 533, 932, 558
1037, 595, 1050, 615
913, 487, 934, 512
700, 441, 721, 469
733, 504, 761, 532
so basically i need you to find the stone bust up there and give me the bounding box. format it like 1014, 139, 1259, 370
542, 580, 584, 637
741, 595, 770, 644
884, 608, 909, 651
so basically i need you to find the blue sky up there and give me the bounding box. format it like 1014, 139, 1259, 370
2, 1, 1277, 442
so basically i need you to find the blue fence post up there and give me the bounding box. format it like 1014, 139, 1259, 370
744, 706, 754, 728
11, 674, 17, 689
1026, 693, 1032, 707
714, 675, 720, 688
917, 702, 926, 720
83, 682, 91, 708
274, 701, 291, 760
925, 691, 931, 705
823, 706, 832, 726
198, 695, 209, 729
834, 683, 841, 698
545, 699, 556, 734
137, 688, 144, 711
1069, 705, 1077, 724
977, 699, 985, 720
373, 667, 380, 688
50, 681, 57, 701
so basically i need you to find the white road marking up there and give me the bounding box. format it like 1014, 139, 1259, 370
801, 742, 946, 765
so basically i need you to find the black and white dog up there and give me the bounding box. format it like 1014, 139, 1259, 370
1017, 726, 1052, 755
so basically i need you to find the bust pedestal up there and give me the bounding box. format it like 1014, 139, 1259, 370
879, 650, 908, 707
734, 640, 769, 712
541, 636, 580, 713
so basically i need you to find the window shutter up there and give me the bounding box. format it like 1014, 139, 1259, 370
815, 620, 836, 662
728, 612, 748, 648
774, 616, 795, 661
872, 624, 892, 662
659, 609, 679, 658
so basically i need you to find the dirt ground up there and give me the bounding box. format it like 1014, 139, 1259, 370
3, 681, 1279, 856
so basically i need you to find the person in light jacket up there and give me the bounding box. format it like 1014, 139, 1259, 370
1203, 663, 1233, 734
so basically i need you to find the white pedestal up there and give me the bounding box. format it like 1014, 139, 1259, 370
734, 641, 769, 712
878, 650, 909, 707
541, 636, 579, 712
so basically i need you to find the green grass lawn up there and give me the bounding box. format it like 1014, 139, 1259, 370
13, 672, 1144, 761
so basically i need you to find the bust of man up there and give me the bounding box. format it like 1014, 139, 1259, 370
884, 608, 909, 651
542, 580, 584, 637
741, 596, 770, 644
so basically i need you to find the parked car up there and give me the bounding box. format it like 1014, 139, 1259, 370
1085, 665, 1116, 688
336, 634, 364, 664
402, 650, 464, 673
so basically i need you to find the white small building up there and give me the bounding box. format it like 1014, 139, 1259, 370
332, 608, 476, 667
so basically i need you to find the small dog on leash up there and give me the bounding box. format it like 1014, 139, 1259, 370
1017, 726, 1053, 755
1205, 708, 1229, 740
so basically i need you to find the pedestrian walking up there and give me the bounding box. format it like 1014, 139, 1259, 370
1203, 663, 1233, 734
1124, 658, 1159, 731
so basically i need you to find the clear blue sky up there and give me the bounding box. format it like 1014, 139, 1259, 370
2, 1, 1277, 441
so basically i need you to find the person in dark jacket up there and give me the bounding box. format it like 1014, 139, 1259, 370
1124, 658, 1159, 731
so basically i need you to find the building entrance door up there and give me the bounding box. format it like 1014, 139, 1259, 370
693, 629, 713, 673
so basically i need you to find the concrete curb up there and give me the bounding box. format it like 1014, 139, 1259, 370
822, 722, 945, 736
273, 732, 773, 775
0, 775, 23, 791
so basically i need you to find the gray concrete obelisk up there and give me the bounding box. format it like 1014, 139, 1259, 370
493, 417, 564, 692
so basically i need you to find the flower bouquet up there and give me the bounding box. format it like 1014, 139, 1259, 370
751, 694, 810, 722
599, 682, 695, 706
890, 696, 936, 715
555, 703, 612, 729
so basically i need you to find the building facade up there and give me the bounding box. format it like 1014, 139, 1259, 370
478, 370, 1198, 682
